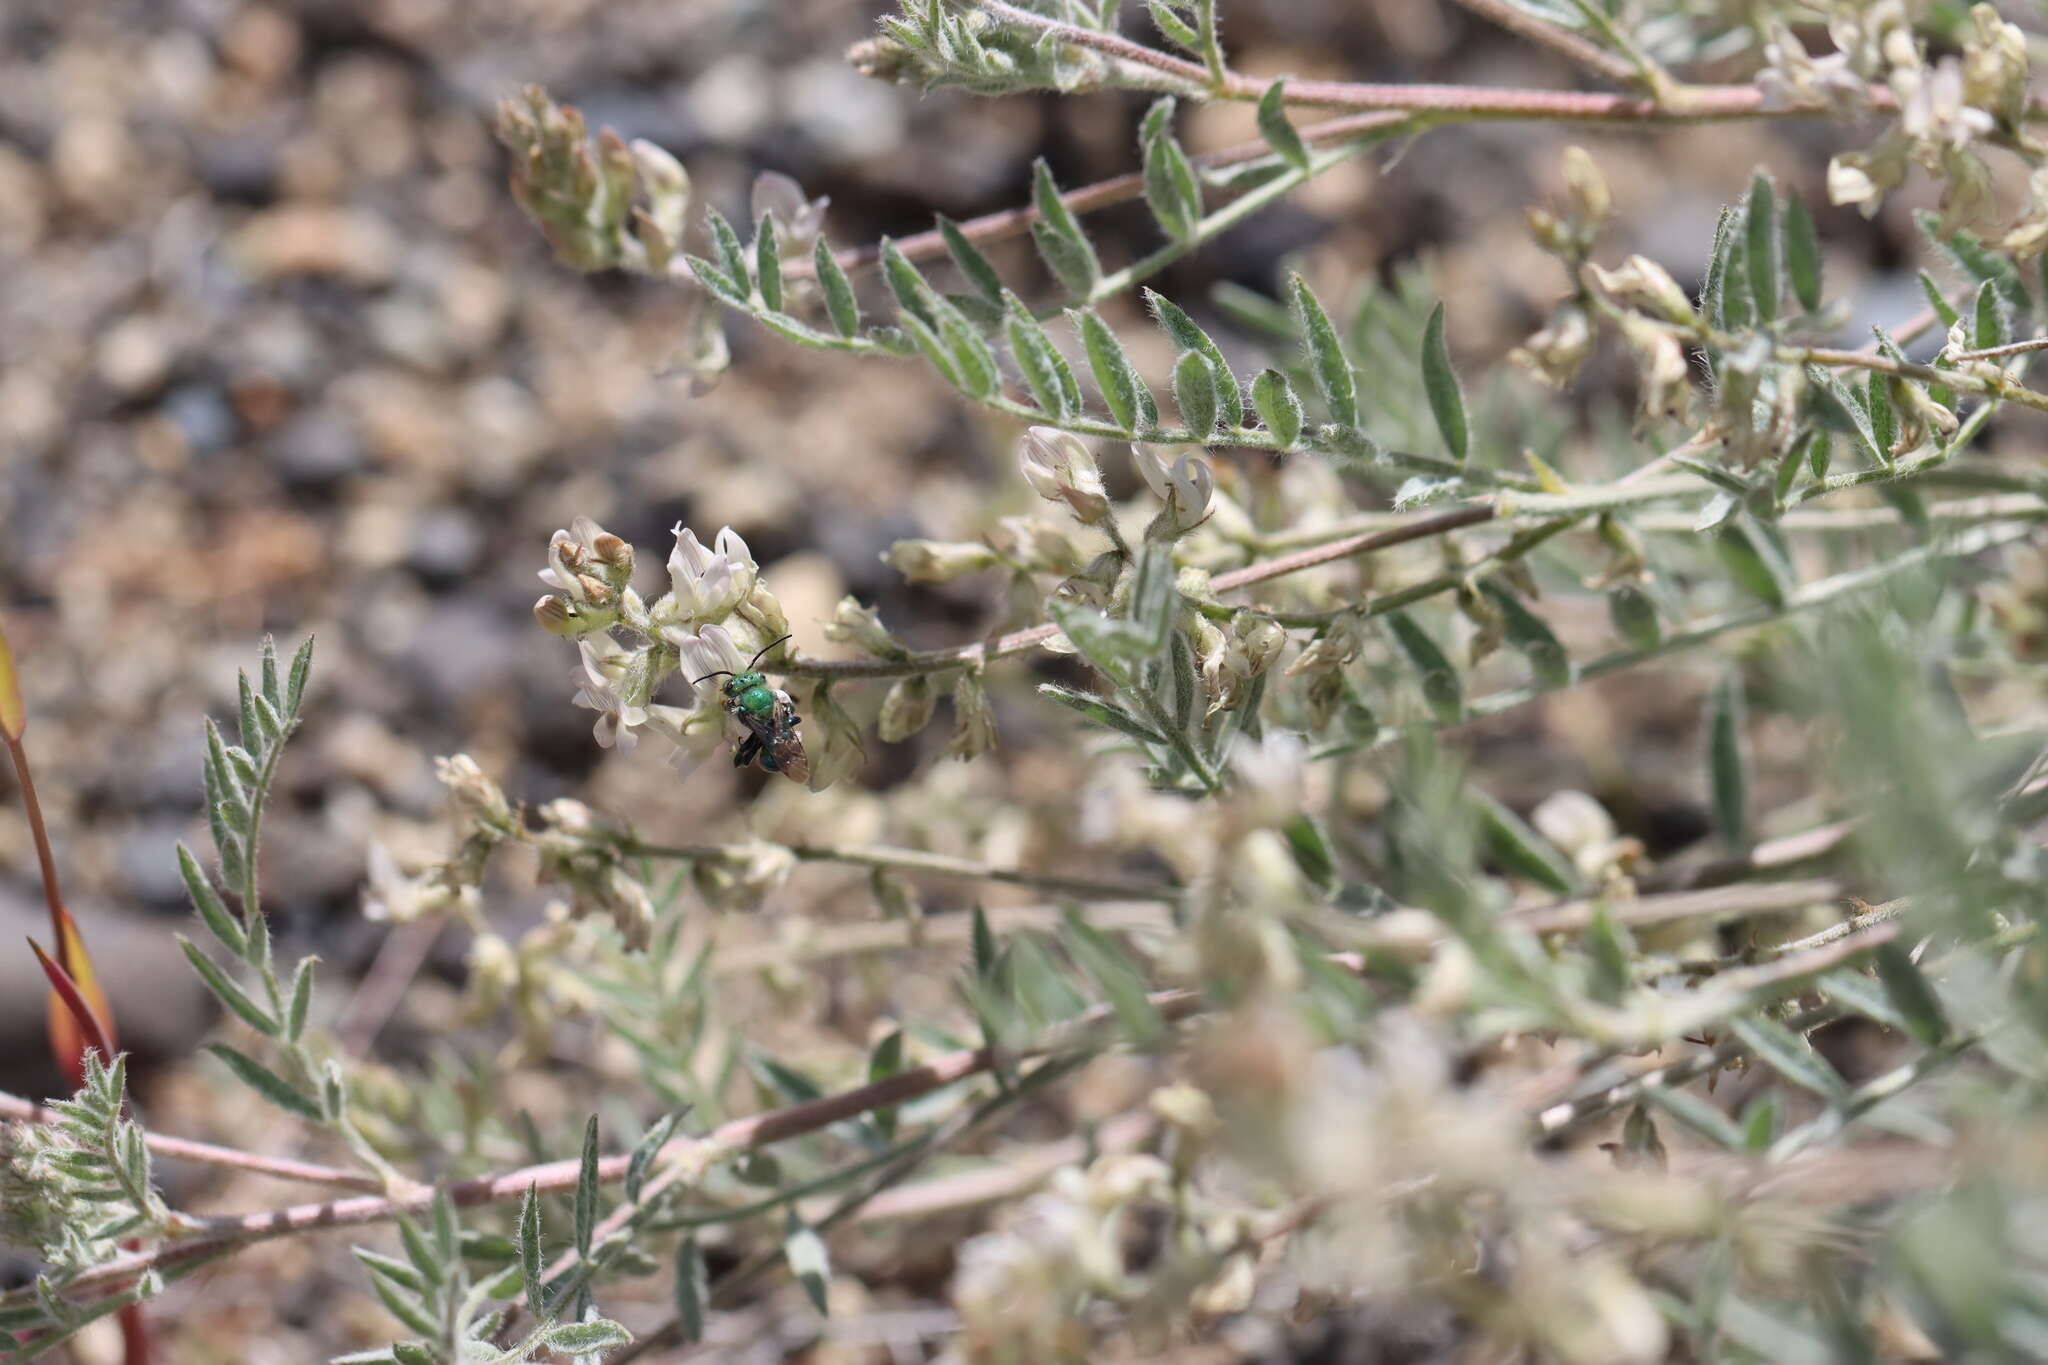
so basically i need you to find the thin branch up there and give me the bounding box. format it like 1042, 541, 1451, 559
1790, 343, 2048, 414
788, 108, 1410, 280
977, 0, 1888, 121
3, 969, 1236, 1311
780, 504, 1495, 680
707, 902, 1164, 975
611, 836, 1183, 904
0, 1091, 379, 1192
1951, 334, 2048, 362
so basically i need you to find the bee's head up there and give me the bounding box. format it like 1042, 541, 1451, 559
727, 670, 766, 695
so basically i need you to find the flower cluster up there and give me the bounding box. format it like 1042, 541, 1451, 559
533, 517, 809, 780
952, 1143, 1254, 1363
1759, 3, 2030, 237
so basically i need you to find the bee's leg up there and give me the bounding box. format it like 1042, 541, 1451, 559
733, 735, 762, 769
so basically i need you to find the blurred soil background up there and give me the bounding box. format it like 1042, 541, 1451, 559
0, 0, 1948, 1356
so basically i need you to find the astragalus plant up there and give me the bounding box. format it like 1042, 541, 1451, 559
12, 1, 2048, 1361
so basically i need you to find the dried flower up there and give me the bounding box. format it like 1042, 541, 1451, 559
947, 669, 999, 761
1589, 256, 1696, 327
1511, 304, 1593, 388
805, 681, 867, 789
879, 673, 938, 742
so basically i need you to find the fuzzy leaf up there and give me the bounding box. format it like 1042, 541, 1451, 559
1147, 0, 1200, 51
867, 1030, 905, 1140
1145, 290, 1242, 426
574, 1113, 601, 1256
938, 216, 1004, 306
1972, 278, 2008, 351
1006, 292, 1082, 418
1730, 1014, 1848, 1101
1708, 670, 1750, 848
1872, 943, 1950, 1045
1421, 302, 1468, 464
205, 1043, 321, 1119
625, 1112, 683, 1204
1072, 308, 1154, 433
1040, 682, 1169, 746
1473, 789, 1576, 894
675, 1236, 709, 1343
1744, 172, 1781, 324
1257, 80, 1310, 171
1643, 1084, 1745, 1150
517, 1181, 543, 1297
179, 936, 278, 1037
880, 238, 937, 328
284, 956, 316, 1043
1251, 368, 1304, 448
544, 1320, 633, 1352
1783, 192, 1822, 312
754, 213, 784, 312
706, 208, 751, 296
1141, 114, 1202, 241
1387, 613, 1462, 723
785, 1211, 831, 1315
1715, 521, 1792, 608
1291, 274, 1357, 427
1060, 910, 1162, 1044
1030, 159, 1102, 297
815, 239, 860, 338
1173, 349, 1220, 438
178, 843, 245, 957
1917, 210, 2032, 317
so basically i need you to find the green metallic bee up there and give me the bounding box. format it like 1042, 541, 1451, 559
694, 634, 808, 782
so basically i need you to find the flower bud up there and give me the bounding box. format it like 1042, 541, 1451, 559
435, 753, 517, 835
1561, 146, 1612, 228
1963, 4, 2028, 124
1018, 426, 1111, 526
534, 594, 591, 636
824, 596, 905, 659
882, 539, 999, 583
591, 532, 633, 583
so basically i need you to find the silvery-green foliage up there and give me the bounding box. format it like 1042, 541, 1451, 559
19, 1, 2048, 1361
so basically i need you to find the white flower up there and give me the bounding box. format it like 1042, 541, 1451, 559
751, 170, 831, 250
571, 636, 647, 751
538, 515, 606, 602
642, 701, 728, 775
1897, 59, 1994, 151
665, 524, 757, 622
1138, 446, 1212, 536
1018, 426, 1110, 525
667, 622, 748, 700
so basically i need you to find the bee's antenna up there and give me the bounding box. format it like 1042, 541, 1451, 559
748, 634, 795, 670
692, 670, 735, 685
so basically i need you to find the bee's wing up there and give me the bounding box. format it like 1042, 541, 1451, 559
765, 696, 809, 783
